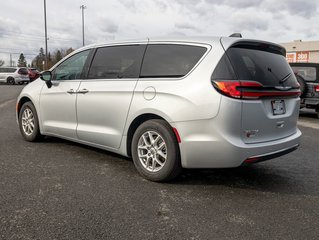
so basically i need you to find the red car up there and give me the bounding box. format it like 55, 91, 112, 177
28, 68, 40, 82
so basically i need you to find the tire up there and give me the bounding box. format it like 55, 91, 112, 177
18, 82, 24, 85
316, 108, 319, 119
7, 77, 15, 85
131, 119, 182, 182
19, 102, 43, 142
296, 75, 307, 98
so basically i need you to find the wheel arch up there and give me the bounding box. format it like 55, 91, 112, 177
126, 113, 178, 157
17, 96, 32, 117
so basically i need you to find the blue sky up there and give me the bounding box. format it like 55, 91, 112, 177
0, 0, 318, 65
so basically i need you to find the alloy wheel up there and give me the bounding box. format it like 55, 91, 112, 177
137, 131, 167, 172
21, 108, 35, 136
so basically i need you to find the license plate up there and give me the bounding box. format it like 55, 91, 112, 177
271, 100, 286, 115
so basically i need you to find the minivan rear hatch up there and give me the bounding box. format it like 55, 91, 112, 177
215, 40, 300, 144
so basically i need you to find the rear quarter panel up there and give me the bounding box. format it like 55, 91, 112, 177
125, 41, 227, 134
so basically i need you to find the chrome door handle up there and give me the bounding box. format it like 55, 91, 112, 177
77, 89, 89, 94
67, 89, 75, 94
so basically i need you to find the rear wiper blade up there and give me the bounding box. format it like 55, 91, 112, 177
279, 72, 292, 83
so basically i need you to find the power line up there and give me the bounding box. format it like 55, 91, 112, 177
0, 35, 81, 43
0, 29, 82, 42
0, 30, 44, 38
0, 51, 37, 56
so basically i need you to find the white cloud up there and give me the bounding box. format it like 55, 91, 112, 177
0, 0, 318, 65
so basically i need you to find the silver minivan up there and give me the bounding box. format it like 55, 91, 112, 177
16, 36, 301, 181
0, 67, 30, 84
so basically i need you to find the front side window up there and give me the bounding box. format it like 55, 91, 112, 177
140, 44, 207, 78
52, 50, 90, 80
88, 45, 145, 79
291, 66, 316, 81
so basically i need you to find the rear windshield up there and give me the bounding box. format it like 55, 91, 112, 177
18, 68, 28, 75
290, 66, 316, 82
140, 44, 207, 78
29, 68, 38, 72
212, 44, 298, 87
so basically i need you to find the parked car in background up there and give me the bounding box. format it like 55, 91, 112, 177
0, 67, 30, 85
16, 36, 301, 181
28, 68, 40, 82
290, 62, 319, 118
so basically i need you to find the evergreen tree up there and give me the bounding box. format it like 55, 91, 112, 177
18, 53, 27, 67
34, 48, 46, 70
65, 48, 74, 56
31, 47, 76, 70
47, 52, 54, 69
55, 50, 63, 62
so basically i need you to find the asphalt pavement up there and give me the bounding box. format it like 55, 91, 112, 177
0, 84, 318, 240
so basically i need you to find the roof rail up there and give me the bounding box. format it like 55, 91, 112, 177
229, 33, 242, 38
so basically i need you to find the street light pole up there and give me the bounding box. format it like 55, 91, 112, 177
44, 0, 48, 70
80, 5, 87, 46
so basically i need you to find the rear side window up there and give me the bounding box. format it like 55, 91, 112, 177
140, 44, 207, 78
88, 45, 145, 79
1, 68, 16, 73
291, 66, 316, 81
212, 43, 298, 87
18, 68, 28, 75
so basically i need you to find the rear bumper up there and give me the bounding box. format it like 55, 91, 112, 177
173, 119, 301, 169
302, 98, 319, 109
241, 144, 299, 165
15, 77, 30, 83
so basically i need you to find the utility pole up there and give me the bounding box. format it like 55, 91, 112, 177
80, 5, 87, 46
44, 0, 48, 70
10, 54, 12, 67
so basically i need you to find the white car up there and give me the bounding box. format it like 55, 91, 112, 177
16, 36, 301, 181
0, 67, 30, 85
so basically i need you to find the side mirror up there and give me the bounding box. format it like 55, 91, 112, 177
40, 71, 52, 88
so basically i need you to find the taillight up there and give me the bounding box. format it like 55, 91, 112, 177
212, 81, 242, 98
212, 80, 300, 99
315, 85, 319, 92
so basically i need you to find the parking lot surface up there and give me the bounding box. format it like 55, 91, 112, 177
1, 85, 319, 239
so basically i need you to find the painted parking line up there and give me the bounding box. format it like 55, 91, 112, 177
0, 99, 15, 109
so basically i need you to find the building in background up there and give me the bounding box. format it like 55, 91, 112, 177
281, 40, 319, 63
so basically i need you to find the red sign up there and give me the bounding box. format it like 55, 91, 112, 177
296, 51, 309, 62
286, 51, 310, 63
286, 53, 296, 63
